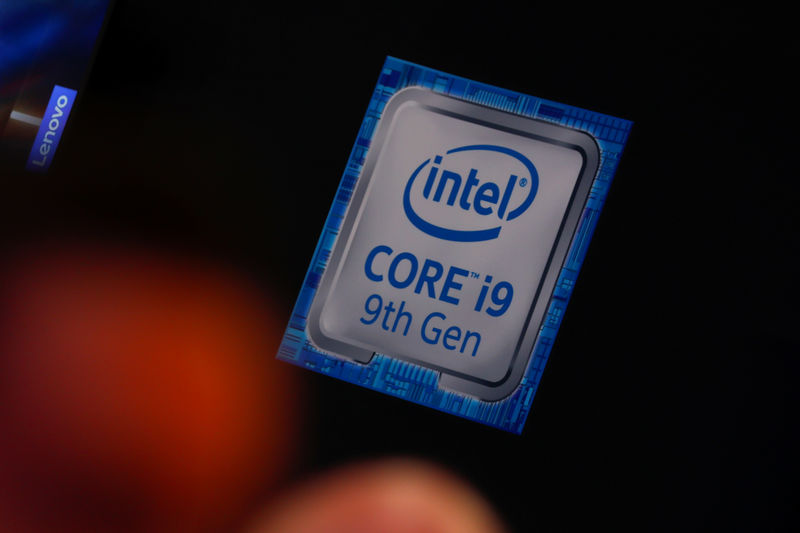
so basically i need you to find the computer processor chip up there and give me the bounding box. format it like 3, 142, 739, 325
308, 87, 598, 400
278, 57, 631, 432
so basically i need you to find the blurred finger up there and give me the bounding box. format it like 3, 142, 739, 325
246, 459, 507, 533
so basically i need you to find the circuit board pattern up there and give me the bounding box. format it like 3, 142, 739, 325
277, 57, 632, 434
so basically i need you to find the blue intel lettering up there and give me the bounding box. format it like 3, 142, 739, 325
403, 145, 539, 242
421, 156, 517, 218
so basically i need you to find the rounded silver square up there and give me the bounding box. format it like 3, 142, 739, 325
308, 87, 599, 401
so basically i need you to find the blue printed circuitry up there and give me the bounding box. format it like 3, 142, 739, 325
277, 56, 632, 434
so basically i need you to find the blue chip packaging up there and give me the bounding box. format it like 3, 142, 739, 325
277, 57, 632, 433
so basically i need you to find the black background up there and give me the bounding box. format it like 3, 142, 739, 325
5, 3, 797, 531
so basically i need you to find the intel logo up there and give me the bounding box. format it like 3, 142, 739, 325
402, 144, 538, 242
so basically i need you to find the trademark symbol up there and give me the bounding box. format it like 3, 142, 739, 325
470, 271, 480, 279
519, 178, 528, 187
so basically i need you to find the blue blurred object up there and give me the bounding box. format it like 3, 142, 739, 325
0, 0, 114, 171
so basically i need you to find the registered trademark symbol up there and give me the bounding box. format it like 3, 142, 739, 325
519, 178, 528, 187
